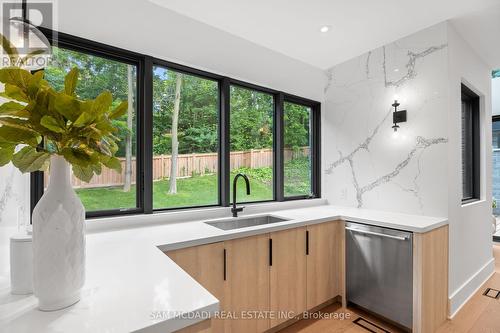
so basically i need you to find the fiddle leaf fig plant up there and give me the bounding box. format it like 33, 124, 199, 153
0, 66, 127, 182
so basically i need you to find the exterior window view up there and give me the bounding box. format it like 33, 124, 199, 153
284, 101, 312, 198
229, 85, 274, 202
40, 56, 315, 212
43, 47, 139, 212
152, 66, 219, 209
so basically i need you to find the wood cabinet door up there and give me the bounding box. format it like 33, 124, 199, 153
167, 242, 225, 333
270, 227, 307, 327
224, 234, 270, 333
306, 221, 343, 309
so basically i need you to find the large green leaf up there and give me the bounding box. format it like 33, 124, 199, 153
72, 164, 94, 182
64, 68, 79, 96
0, 67, 31, 88
95, 119, 116, 133
92, 91, 112, 115
11, 146, 50, 173
109, 101, 128, 119
40, 115, 66, 133
73, 112, 94, 127
0, 125, 39, 146
1, 83, 29, 102
27, 70, 44, 97
53, 93, 80, 122
90, 160, 102, 175
0, 117, 32, 130
0, 101, 26, 116
0, 142, 15, 166
102, 156, 122, 172
61, 147, 94, 167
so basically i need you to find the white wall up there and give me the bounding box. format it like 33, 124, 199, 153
446, 23, 494, 316
45, 0, 325, 102
493, 77, 500, 115
323, 23, 449, 217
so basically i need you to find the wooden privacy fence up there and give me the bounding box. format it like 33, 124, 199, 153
47, 147, 310, 189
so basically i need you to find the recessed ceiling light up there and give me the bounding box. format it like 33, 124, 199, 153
394, 68, 399, 72
320, 25, 330, 33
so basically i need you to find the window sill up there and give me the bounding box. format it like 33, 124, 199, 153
85, 198, 326, 234
461, 198, 483, 207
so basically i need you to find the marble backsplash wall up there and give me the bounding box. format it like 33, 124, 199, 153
323, 23, 449, 216
0, 163, 30, 228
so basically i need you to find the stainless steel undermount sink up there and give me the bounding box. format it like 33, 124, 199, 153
205, 215, 289, 230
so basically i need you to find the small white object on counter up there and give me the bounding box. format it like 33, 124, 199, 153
10, 232, 33, 295
0, 203, 447, 333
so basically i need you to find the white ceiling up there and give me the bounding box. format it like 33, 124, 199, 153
451, 4, 500, 70
150, 0, 499, 70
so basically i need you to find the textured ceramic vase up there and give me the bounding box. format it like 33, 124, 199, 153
32, 155, 85, 311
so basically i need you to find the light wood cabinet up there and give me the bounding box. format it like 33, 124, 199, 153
224, 234, 270, 333
167, 221, 344, 333
306, 220, 344, 309
167, 242, 225, 333
269, 227, 307, 327
412, 225, 448, 333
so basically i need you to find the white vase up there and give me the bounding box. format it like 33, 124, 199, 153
32, 155, 86, 311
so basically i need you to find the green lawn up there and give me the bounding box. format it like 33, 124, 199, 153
76, 172, 273, 211
76, 159, 310, 212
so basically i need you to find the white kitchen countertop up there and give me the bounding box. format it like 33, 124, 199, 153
0, 202, 447, 333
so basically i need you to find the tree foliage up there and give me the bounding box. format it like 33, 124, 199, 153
284, 102, 310, 151
38, 48, 311, 160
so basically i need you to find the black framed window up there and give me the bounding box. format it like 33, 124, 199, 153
31, 31, 144, 218
30, 29, 321, 219
152, 65, 220, 210
461, 83, 480, 203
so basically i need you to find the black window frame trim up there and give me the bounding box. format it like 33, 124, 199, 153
31, 28, 321, 220
282, 95, 321, 201
461, 83, 480, 204
150, 59, 222, 212
33, 28, 146, 218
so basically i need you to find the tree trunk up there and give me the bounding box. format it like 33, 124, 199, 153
123, 65, 134, 192
169, 74, 182, 194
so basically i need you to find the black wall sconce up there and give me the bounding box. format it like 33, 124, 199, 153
391, 99, 407, 132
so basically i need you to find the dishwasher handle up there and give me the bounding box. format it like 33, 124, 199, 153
346, 227, 409, 241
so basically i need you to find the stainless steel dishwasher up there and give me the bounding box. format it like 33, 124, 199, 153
346, 222, 413, 330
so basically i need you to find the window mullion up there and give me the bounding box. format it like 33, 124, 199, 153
275, 93, 285, 201
220, 78, 231, 207
312, 103, 322, 198
143, 56, 154, 214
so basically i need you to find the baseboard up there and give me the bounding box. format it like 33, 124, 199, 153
448, 258, 495, 318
